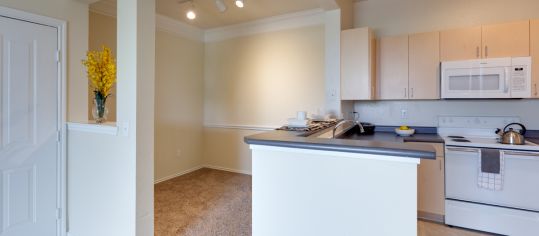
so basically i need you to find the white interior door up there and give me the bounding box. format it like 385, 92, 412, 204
0, 16, 59, 236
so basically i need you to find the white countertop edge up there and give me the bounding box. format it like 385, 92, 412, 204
249, 144, 421, 164
67, 122, 118, 136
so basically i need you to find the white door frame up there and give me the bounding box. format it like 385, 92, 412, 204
0, 6, 67, 236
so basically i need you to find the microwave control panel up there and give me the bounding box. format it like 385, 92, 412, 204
511, 65, 528, 92
510, 57, 532, 98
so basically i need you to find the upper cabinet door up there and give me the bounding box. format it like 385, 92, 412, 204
377, 35, 409, 100
409, 32, 440, 100
341, 27, 375, 100
531, 19, 539, 98
482, 20, 530, 58
440, 26, 481, 61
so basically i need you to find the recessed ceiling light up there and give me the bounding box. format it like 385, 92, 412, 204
235, 0, 244, 8
186, 9, 196, 20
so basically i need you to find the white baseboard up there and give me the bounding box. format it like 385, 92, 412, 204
204, 165, 252, 175
154, 165, 203, 184
154, 165, 251, 184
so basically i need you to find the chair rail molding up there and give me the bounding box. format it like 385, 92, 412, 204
203, 123, 276, 131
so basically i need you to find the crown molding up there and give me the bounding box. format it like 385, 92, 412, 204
89, 0, 116, 18
204, 8, 325, 42
89, 7, 326, 43
89, 8, 204, 42
156, 14, 205, 42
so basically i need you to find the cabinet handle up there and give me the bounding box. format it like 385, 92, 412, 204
535, 83, 537, 96
404, 88, 407, 98
439, 158, 442, 171
411, 88, 414, 98
476, 46, 480, 58
485, 46, 488, 58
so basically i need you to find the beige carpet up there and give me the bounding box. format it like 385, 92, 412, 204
155, 168, 492, 236
155, 168, 252, 236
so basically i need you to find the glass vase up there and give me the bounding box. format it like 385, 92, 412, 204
92, 93, 109, 123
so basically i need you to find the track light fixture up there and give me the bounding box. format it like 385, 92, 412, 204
179, 0, 245, 22
215, 0, 227, 12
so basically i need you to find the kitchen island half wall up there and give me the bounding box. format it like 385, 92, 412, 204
245, 130, 435, 236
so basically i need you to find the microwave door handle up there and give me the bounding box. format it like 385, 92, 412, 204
504, 70, 510, 93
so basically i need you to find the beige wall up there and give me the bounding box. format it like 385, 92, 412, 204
336, 0, 354, 30
203, 25, 326, 173
88, 12, 205, 181
88, 11, 117, 121
353, 0, 539, 129
203, 128, 261, 174
155, 30, 204, 181
204, 25, 326, 127
0, 0, 89, 121
355, 0, 539, 36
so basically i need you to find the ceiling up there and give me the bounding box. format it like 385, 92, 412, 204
91, 0, 342, 29
157, 0, 323, 29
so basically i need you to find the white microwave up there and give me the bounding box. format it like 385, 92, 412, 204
441, 57, 532, 99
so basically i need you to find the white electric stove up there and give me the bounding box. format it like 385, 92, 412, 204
439, 116, 539, 235
442, 135, 539, 151
439, 116, 539, 150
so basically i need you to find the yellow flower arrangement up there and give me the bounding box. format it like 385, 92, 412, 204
82, 46, 116, 122
82, 46, 116, 97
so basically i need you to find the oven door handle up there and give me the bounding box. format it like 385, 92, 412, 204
502, 151, 539, 159
446, 147, 480, 153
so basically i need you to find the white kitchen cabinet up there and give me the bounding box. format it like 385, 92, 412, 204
440, 26, 482, 61
531, 19, 539, 98
341, 27, 376, 100
418, 143, 445, 222
481, 20, 530, 58
377, 33, 439, 100
409, 32, 440, 100
440, 21, 529, 61
376, 35, 409, 100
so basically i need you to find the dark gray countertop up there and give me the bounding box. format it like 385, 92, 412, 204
244, 127, 441, 159
338, 131, 444, 143
528, 138, 539, 145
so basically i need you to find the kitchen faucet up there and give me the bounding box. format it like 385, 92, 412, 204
332, 119, 365, 138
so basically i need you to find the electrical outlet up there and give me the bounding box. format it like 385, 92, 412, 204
401, 109, 408, 119
176, 149, 182, 157
328, 88, 337, 98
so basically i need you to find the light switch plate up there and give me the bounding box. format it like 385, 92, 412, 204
118, 122, 129, 137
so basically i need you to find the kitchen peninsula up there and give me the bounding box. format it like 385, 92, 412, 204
244, 127, 437, 236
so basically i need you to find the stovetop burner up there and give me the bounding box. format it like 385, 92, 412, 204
447, 135, 465, 139
452, 138, 471, 142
